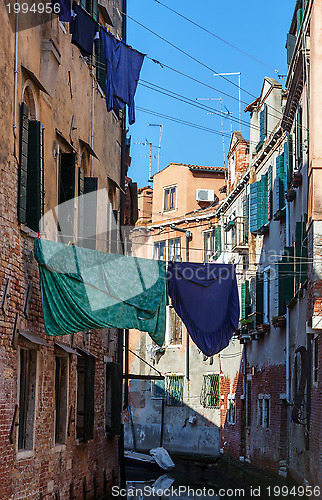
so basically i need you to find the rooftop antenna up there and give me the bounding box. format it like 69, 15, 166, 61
196, 97, 227, 171
213, 72, 241, 131
135, 140, 157, 186
148, 124, 163, 172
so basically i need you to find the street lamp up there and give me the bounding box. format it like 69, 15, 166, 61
148, 124, 163, 172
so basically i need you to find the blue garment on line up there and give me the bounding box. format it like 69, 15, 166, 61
100, 28, 145, 124
52, 0, 71, 22
70, 3, 99, 55
167, 262, 240, 356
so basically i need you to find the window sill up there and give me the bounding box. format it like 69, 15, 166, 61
16, 449, 35, 460
166, 344, 182, 349
20, 224, 38, 238
53, 443, 67, 452
162, 208, 177, 215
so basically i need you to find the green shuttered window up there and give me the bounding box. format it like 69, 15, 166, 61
241, 280, 251, 320
278, 247, 294, 315
276, 154, 286, 212
243, 194, 249, 244
249, 174, 269, 233
256, 272, 264, 326
295, 221, 308, 290
18, 103, 44, 232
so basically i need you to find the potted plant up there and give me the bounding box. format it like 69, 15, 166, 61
292, 171, 302, 188
257, 323, 270, 333
272, 315, 286, 328
286, 188, 296, 202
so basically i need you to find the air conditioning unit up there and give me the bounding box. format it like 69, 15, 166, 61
196, 189, 215, 202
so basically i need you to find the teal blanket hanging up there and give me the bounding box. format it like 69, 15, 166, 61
34, 238, 167, 346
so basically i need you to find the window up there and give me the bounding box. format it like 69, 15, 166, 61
163, 186, 176, 212
154, 241, 166, 260
105, 362, 122, 436
258, 396, 270, 428
168, 238, 181, 261
276, 154, 286, 213
165, 374, 184, 406
58, 152, 76, 243
246, 378, 252, 427
200, 374, 220, 408
313, 336, 319, 384
80, 0, 98, 20
169, 306, 182, 345
18, 102, 44, 232
256, 104, 267, 152
18, 349, 37, 451
203, 226, 222, 262
230, 155, 236, 184
204, 231, 212, 263
263, 268, 270, 324
249, 173, 269, 234
227, 394, 236, 424
76, 352, 95, 442
55, 356, 69, 445
151, 379, 165, 399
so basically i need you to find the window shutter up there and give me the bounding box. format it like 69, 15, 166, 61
78, 167, 85, 241
267, 165, 273, 219
92, 0, 98, 20
83, 176, 98, 249
58, 153, 76, 243
257, 178, 263, 230
276, 154, 285, 211
106, 362, 122, 435
241, 282, 246, 319
278, 247, 294, 315
256, 272, 264, 326
250, 182, 258, 233
18, 103, 29, 224
96, 36, 107, 92
26, 121, 44, 232
84, 355, 95, 442
111, 209, 118, 253
287, 33, 297, 65
284, 133, 293, 188
296, 106, 303, 168
262, 173, 268, 226
297, 8, 303, 34
259, 105, 267, 143
243, 194, 249, 244
214, 225, 222, 259
295, 222, 308, 289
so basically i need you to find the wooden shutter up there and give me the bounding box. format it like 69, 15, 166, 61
96, 36, 107, 92
257, 178, 263, 230
295, 222, 308, 289
26, 121, 44, 232
92, 0, 98, 20
249, 182, 258, 233
267, 165, 273, 219
276, 154, 285, 211
58, 153, 76, 242
105, 362, 122, 436
111, 209, 118, 253
243, 195, 249, 244
18, 103, 29, 224
278, 247, 294, 315
285, 133, 293, 188
83, 177, 98, 249
129, 182, 138, 225
256, 272, 264, 326
287, 33, 297, 65
262, 173, 268, 226
214, 225, 222, 259
241, 282, 246, 319
84, 355, 95, 442
297, 8, 303, 34
296, 106, 303, 168
78, 167, 85, 241
259, 105, 267, 143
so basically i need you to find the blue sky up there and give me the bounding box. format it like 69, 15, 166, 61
126, 0, 295, 188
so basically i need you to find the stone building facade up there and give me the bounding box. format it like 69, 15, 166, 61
0, 1, 127, 498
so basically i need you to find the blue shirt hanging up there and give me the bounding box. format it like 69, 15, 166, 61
100, 28, 145, 124
70, 3, 99, 55
167, 262, 240, 356
52, 0, 71, 22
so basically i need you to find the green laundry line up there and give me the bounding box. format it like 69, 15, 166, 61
34, 238, 167, 346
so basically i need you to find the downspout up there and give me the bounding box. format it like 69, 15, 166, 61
90, 68, 95, 176
169, 225, 192, 380
286, 202, 290, 403
13, 3, 19, 138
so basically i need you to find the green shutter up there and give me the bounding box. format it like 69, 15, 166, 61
297, 8, 303, 34
214, 225, 222, 259
256, 272, 264, 326
84, 356, 95, 442
276, 154, 285, 211
92, 0, 98, 21
278, 247, 294, 315
262, 173, 268, 226
250, 182, 258, 233
241, 282, 246, 320
260, 104, 267, 143
257, 178, 263, 230
295, 222, 308, 289
284, 133, 293, 188
267, 165, 273, 219
26, 121, 44, 232
18, 103, 29, 224
296, 106, 303, 166
82, 177, 98, 250
243, 194, 249, 244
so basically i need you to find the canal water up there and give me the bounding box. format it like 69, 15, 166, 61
123, 457, 318, 500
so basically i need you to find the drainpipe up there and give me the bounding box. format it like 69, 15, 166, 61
169, 225, 192, 380
286, 202, 290, 403
13, 3, 19, 137
90, 68, 95, 176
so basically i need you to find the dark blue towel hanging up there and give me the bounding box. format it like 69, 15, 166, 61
100, 28, 145, 124
52, 0, 71, 22
70, 3, 99, 55
167, 262, 240, 356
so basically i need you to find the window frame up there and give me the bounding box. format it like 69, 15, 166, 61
76, 351, 95, 443
168, 237, 181, 262
154, 240, 166, 261
17, 347, 38, 452
263, 267, 270, 324
203, 230, 214, 263
54, 354, 69, 446
200, 373, 220, 409
165, 373, 184, 406
151, 379, 166, 400
258, 394, 270, 429
227, 394, 236, 425
246, 376, 252, 428
312, 335, 319, 386
163, 185, 177, 213
167, 305, 183, 346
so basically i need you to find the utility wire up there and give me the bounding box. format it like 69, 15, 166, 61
152, 0, 279, 74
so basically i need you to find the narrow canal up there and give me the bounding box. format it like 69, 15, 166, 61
122, 457, 319, 500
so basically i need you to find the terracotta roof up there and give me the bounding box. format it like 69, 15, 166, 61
187, 164, 226, 172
